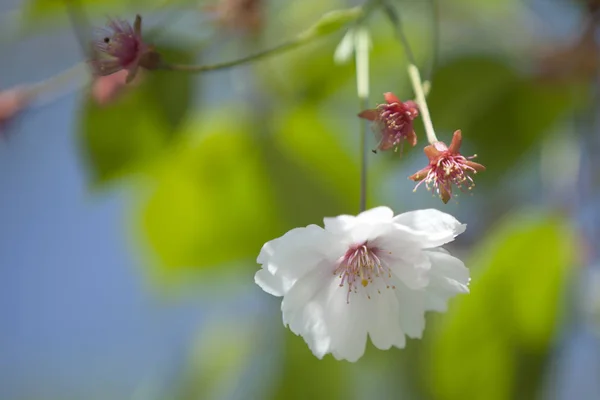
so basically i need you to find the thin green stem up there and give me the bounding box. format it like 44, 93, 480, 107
160, 3, 372, 73
160, 40, 303, 72
407, 64, 437, 144
359, 96, 368, 212
383, 0, 438, 144
63, 0, 93, 59
354, 26, 371, 213
426, 0, 439, 82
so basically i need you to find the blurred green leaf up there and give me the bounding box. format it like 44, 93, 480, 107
177, 319, 260, 400
427, 210, 576, 400
79, 47, 193, 185
299, 6, 363, 39
427, 56, 575, 180
20, 0, 166, 28
257, 36, 356, 102
267, 105, 359, 225
139, 110, 283, 277
271, 330, 351, 400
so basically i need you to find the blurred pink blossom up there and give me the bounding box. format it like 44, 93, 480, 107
0, 87, 30, 139
91, 69, 143, 106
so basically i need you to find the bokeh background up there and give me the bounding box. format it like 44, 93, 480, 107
1, 0, 600, 399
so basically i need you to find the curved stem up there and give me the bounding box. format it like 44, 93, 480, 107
359, 97, 368, 212
408, 64, 437, 144
355, 28, 371, 212
160, 40, 303, 72
383, 0, 438, 143
63, 0, 93, 59
27, 63, 88, 98
161, 3, 372, 73
426, 0, 439, 82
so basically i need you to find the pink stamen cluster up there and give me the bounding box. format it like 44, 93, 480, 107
90, 16, 159, 83
409, 130, 485, 203
334, 242, 394, 303
358, 92, 419, 154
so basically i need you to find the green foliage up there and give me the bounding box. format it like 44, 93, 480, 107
269, 105, 359, 219
256, 36, 356, 103
134, 100, 362, 283
427, 210, 576, 400
271, 330, 352, 400
176, 319, 261, 400
79, 47, 193, 185
139, 110, 283, 275
20, 0, 166, 28
299, 6, 364, 40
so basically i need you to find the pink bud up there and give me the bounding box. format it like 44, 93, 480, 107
0, 87, 29, 139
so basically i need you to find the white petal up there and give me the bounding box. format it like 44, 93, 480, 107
393, 209, 466, 248
428, 250, 470, 287
424, 250, 470, 312
368, 282, 406, 350
260, 224, 333, 282
254, 269, 286, 297
323, 206, 394, 235
356, 206, 394, 222
373, 222, 436, 253
394, 281, 427, 339
387, 253, 430, 289
283, 269, 370, 362
282, 264, 333, 329
325, 284, 369, 362
323, 214, 357, 238
283, 268, 335, 359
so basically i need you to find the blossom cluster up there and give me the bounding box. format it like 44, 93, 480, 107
0, 9, 486, 363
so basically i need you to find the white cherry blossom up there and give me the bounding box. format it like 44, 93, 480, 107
255, 206, 470, 362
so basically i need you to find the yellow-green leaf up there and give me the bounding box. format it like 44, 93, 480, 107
427, 210, 576, 400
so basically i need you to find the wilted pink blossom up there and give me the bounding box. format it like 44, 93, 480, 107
409, 130, 485, 204
358, 92, 419, 154
90, 15, 160, 83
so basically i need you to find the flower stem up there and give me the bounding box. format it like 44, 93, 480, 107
382, 0, 438, 144
27, 63, 88, 101
408, 64, 438, 144
355, 27, 370, 212
359, 96, 368, 212
160, 40, 304, 73
161, 6, 367, 73
63, 0, 94, 59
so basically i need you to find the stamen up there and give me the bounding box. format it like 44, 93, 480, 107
334, 242, 394, 303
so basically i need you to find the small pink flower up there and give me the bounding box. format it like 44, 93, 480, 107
358, 92, 419, 154
90, 15, 160, 83
409, 130, 485, 204
0, 87, 30, 139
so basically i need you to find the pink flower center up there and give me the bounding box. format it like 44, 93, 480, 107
334, 243, 395, 303
416, 154, 478, 198
377, 103, 414, 141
